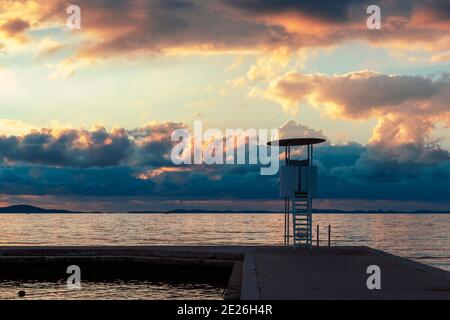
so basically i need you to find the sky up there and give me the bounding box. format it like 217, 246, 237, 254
0, 0, 449, 211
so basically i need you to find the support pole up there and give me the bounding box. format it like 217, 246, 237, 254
284, 146, 288, 247
284, 198, 287, 246
287, 199, 290, 246
316, 225, 319, 247
328, 225, 331, 247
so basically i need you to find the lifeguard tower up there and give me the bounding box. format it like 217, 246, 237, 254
268, 138, 325, 248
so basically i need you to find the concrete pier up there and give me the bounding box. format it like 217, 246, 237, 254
0, 246, 449, 300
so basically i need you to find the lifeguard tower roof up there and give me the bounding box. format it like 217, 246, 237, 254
267, 138, 326, 147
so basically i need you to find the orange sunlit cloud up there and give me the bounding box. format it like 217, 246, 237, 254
2, 0, 450, 75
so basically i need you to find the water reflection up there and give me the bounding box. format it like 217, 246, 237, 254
0, 213, 448, 271
0, 280, 224, 300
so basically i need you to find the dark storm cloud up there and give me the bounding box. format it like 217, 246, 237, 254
315, 142, 450, 203
0, 121, 449, 203
0, 128, 132, 168
2, 139, 449, 203
0, 123, 183, 168
222, 0, 450, 21
0, 166, 156, 197
130, 123, 186, 167
0, 164, 278, 199
315, 143, 366, 170
144, 164, 278, 199
223, 0, 366, 22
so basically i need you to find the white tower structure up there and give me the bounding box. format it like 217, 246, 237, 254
268, 138, 326, 248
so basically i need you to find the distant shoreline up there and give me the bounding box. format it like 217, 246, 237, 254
0, 205, 449, 215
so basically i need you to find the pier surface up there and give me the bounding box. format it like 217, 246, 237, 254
0, 246, 449, 300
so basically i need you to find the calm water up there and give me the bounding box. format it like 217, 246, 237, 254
0, 213, 449, 299
0, 280, 224, 300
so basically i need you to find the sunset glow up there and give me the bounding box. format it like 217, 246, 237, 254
1, 0, 449, 211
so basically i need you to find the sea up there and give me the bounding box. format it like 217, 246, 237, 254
0, 213, 448, 299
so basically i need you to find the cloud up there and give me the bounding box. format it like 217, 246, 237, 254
246, 46, 292, 81
34, 38, 65, 60
267, 71, 450, 153
0, 122, 184, 168
266, 72, 450, 200
226, 56, 245, 72
0, 119, 36, 136
431, 52, 450, 62
3, 0, 449, 75
0, 17, 30, 42
278, 120, 327, 141
267, 70, 447, 116
0, 120, 449, 206
224, 0, 450, 50
314, 141, 450, 204
53, 0, 292, 58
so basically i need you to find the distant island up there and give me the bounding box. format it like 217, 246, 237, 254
0, 204, 75, 214
0, 204, 449, 214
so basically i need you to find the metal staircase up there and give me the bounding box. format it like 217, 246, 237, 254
292, 192, 312, 248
